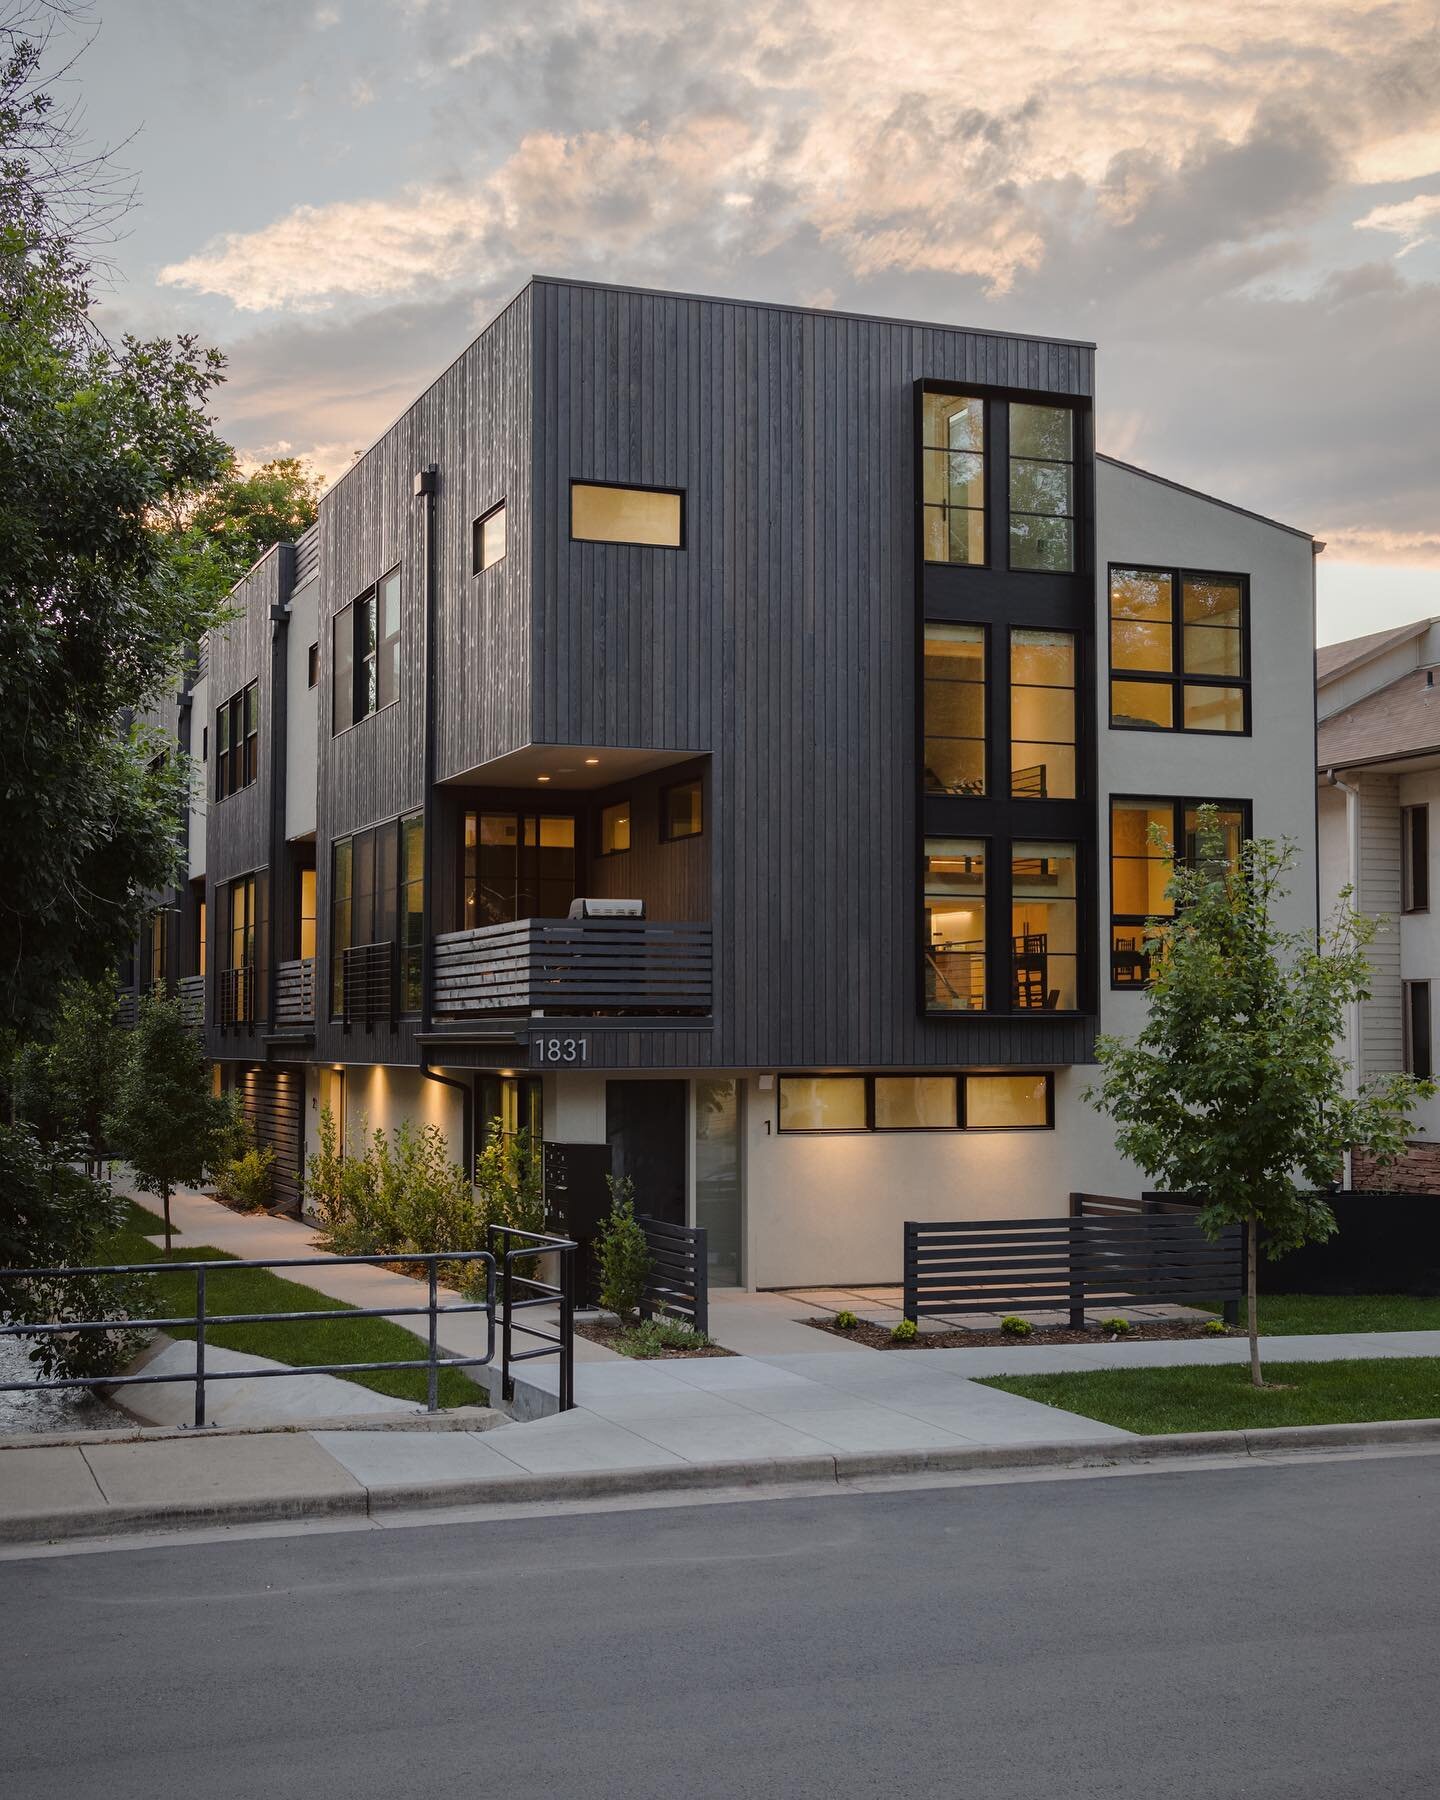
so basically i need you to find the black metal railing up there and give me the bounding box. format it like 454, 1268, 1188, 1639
487, 1225, 576, 1410
638, 1216, 709, 1335
903, 1212, 1243, 1329
218, 963, 257, 1027
0, 1250, 497, 1428
433, 918, 712, 1016
341, 940, 395, 1029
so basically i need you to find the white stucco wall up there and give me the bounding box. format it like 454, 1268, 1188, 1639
301, 1063, 467, 1181
286, 578, 318, 841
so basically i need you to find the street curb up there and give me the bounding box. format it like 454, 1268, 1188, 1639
7, 1415, 1440, 1547
0, 1406, 505, 1454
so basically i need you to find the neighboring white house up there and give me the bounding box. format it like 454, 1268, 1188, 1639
1318, 616, 1440, 1189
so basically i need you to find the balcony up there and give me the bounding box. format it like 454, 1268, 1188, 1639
276, 956, 316, 1026
341, 940, 395, 1029
433, 918, 712, 1017
176, 974, 205, 1031
218, 964, 257, 1028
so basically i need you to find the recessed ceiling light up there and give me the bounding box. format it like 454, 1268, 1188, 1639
536, 774, 550, 783
584, 757, 600, 765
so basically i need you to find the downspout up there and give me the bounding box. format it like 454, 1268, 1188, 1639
266, 551, 294, 1048
415, 464, 439, 1036
420, 1060, 474, 1179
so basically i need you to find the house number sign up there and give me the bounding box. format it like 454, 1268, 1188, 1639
531, 1034, 591, 1065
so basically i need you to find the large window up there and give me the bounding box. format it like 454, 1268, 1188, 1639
777, 1072, 1052, 1132
1110, 567, 1248, 734
1405, 980, 1432, 1081
332, 568, 401, 733
462, 812, 576, 928
921, 393, 985, 566
923, 838, 987, 1012
1009, 404, 1075, 572
330, 812, 423, 1017
1010, 628, 1076, 799
923, 624, 986, 794
215, 681, 258, 800
223, 873, 258, 1024
1403, 805, 1429, 914
1109, 797, 1248, 985
571, 483, 682, 547
1011, 842, 1078, 1010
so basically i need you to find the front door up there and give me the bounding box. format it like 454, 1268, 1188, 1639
606, 1080, 687, 1226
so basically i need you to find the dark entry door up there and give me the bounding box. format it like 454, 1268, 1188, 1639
606, 1081, 687, 1226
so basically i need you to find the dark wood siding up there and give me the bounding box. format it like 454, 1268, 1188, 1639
585, 761, 710, 923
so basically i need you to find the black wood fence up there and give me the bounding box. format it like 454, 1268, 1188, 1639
904, 1206, 1242, 1328
638, 1216, 708, 1336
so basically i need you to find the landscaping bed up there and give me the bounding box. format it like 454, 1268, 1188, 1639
803, 1316, 1228, 1350
576, 1318, 733, 1360
979, 1356, 1440, 1434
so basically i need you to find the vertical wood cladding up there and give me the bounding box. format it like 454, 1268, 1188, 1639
529, 279, 1095, 1070
585, 762, 710, 923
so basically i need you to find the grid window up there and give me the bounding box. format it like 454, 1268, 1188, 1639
1009, 404, 1075, 572
214, 682, 258, 800
329, 813, 422, 1018
1403, 805, 1429, 914
1110, 797, 1248, 986
924, 838, 987, 1012
1010, 628, 1076, 799
923, 623, 986, 795
921, 393, 985, 566
463, 812, 577, 927
332, 568, 401, 733
1011, 842, 1078, 1011
1109, 567, 1248, 734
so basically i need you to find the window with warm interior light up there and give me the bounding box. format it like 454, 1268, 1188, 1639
921, 393, 985, 566
571, 483, 683, 547
297, 868, 317, 960
329, 812, 423, 1017
462, 812, 576, 927
1011, 842, 1078, 1010
662, 779, 703, 841
923, 623, 986, 794
923, 837, 986, 1012
332, 568, 401, 733
600, 800, 631, 856
874, 1075, 958, 1130
1109, 797, 1248, 986
1010, 628, 1076, 799
963, 1072, 1052, 1129
474, 502, 507, 572
777, 1076, 868, 1132
776, 1072, 1054, 1132
1009, 404, 1075, 572
1109, 567, 1247, 733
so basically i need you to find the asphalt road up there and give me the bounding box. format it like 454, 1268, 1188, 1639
3, 1455, 1438, 1800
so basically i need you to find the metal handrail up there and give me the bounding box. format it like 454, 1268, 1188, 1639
485, 1225, 576, 1411
0, 1249, 497, 1427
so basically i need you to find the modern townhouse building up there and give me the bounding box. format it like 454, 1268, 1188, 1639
122, 275, 1319, 1286
1318, 616, 1440, 1189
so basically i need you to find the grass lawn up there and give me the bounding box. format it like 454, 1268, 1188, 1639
979, 1357, 1440, 1435
1196, 1293, 1440, 1335
99, 1200, 483, 1408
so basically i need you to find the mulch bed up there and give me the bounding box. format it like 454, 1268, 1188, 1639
805, 1317, 1232, 1350
575, 1320, 734, 1358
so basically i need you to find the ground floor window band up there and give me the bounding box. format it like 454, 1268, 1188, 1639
777, 1071, 1053, 1132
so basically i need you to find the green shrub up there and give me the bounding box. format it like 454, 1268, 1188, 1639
1000, 1315, 1034, 1337
214, 1145, 276, 1212
833, 1309, 859, 1330
1203, 1317, 1231, 1336
616, 1318, 710, 1358
306, 1111, 480, 1269
1100, 1315, 1132, 1335
596, 1176, 650, 1326
890, 1317, 918, 1343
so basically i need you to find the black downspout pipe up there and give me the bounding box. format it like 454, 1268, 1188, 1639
420, 1061, 474, 1179
415, 464, 439, 1036
266, 548, 294, 1049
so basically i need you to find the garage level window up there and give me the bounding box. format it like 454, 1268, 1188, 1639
923, 624, 986, 794
921, 393, 985, 566
777, 1072, 1053, 1132
571, 482, 683, 548
662, 779, 703, 841
474, 501, 507, 573
1009, 404, 1075, 573
214, 680, 258, 800
1110, 797, 1249, 986
1404, 980, 1432, 1081
332, 567, 401, 733
1402, 805, 1429, 913
1110, 567, 1248, 734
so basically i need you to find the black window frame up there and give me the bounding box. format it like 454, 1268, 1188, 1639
660, 778, 704, 842
307, 642, 319, 689
922, 620, 989, 796
598, 798, 632, 858
1108, 564, 1251, 737
1402, 804, 1429, 914
569, 479, 686, 550
460, 809, 579, 930
1404, 979, 1432, 1081
473, 500, 508, 573
920, 391, 988, 569
1007, 402, 1078, 576
331, 566, 402, 735
329, 810, 423, 1019
1108, 794, 1252, 988
775, 1071, 1055, 1134
214, 680, 258, 801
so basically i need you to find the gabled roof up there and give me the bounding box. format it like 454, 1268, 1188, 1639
1316, 619, 1431, 686
1317, 666, 1440, 770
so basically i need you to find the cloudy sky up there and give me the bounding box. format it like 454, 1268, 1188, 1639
68, 0, 1440, 643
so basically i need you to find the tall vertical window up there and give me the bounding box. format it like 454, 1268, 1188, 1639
332, 568, 401, 733
147, 910, 167, 990
330, 838, 352, 1016
329, 813, 422, 1018
1405, 980, 1432, 1080
463, 813, 577, 927
297, 868, 317, 959
923, 838, 986, 1012
224, 873, 258, 1024
197, 899, 207, 978
923, 624, 986, 795
214, 681, 259, 799
1009, 404, 1075, 572
1109, 797, 1248, 985
1109, 567, 1248, 733
1011, 842, 1078, 1010
400, 814, 424, 1012
1403, 805, 1429, 913
921, 393, 985, 566
1010, 628, 1076, 799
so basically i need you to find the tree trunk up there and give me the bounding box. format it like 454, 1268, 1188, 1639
163, 1185, 173, 1258
1247, 1214, 1262, 1388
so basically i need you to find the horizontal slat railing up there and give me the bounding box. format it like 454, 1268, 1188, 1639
904, 1214, 1242, 1327
638, 1217, 708, 1335
276, 956, 316, 1025
175, 973, 204, 1031
434, 919, 712, 1016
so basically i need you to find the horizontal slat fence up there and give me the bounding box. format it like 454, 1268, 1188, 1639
434, 919, 712, 1016
175, 974, 204, 1030
276, 956, 316, 1025
904, 1212, 1242, 1328
638, 1216, 708, 1336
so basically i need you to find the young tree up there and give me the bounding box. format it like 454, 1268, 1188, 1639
45, 978, 122, 1175
1086, 809, 1431, 1387
164, 456, 324, 607
105, 994, 229, 1254
596, 1176, 651, 1328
